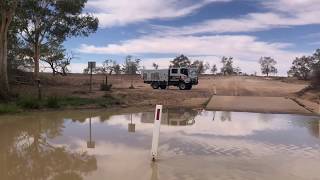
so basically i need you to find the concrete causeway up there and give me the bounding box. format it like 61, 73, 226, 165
206, 96, 312, 114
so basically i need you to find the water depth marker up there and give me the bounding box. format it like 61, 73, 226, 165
151, 105, 163, 161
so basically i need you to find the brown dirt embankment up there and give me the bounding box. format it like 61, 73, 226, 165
10, 73, 318, 114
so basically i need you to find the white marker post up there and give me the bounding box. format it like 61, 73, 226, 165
151, 105, 163, 161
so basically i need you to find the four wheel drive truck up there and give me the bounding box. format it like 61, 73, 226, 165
142, 67, 198, 90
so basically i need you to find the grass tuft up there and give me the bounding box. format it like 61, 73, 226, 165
17, 97, 40, 109
0, 104, 20, 114
46, 96, 60, 108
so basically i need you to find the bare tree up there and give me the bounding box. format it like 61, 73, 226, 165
259, 57, 277, 77
122, 55, 141, 88
211, 64, 217, 74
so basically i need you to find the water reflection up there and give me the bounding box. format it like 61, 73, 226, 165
141, 108, 198, 126
0, 109, 320, 180
87, 117, 95, 149
128, 114, 136, 133
0, 117, 97, 180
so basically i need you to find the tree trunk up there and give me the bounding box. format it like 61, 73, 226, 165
34, 42, 40, 80
0, 8, 14, 100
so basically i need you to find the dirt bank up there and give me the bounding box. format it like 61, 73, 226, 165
9, 73, 318, 114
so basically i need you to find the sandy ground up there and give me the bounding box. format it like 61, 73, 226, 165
11, 73, 319, 114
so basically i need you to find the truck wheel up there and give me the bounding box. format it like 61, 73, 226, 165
179, 82, 187, 90
186, 85, 192, 90
160, 85, 167, 89
151, 82, 159, 89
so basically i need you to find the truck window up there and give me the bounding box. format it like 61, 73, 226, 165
180, 69, 188, 76
171, 69, 178, 74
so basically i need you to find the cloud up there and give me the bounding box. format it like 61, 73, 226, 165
263, 0, 320, 13
85, 0, 231, 28
150, 0, 320, 35
78, 35, 293, 56
77, 34, 303, 75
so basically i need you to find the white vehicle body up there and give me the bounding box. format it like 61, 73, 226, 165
142, 67, 198, 90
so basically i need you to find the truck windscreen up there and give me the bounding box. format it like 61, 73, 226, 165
181, 69, 188, 76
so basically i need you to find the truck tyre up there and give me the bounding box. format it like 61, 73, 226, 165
151, 82, 159, 89
186, 84, 192, 90
179, 82, 187, 90
160, 85, 167, 89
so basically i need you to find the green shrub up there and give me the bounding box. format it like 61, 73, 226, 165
17, 97, 40, 109
59, 97, 95, 106
46, 96, 60, 108
102, 94, 122, 105
0, 104, 20, 114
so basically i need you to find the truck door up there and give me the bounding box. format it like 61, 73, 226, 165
170, 68, 179, 81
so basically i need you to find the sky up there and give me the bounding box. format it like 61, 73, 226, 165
61, 0, 320, 76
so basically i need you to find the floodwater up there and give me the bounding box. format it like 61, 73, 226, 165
0, 108, 320, 180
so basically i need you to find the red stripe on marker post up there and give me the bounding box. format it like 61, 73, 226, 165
156, 109, 160, 120
151, 105, 163, 161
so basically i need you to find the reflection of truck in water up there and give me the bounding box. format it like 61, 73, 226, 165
142, 67, 198, 90
141, 109, 198, 126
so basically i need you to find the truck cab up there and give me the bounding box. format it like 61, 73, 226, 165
142, 67, 198, 90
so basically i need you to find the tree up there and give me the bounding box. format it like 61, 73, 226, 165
288, 56, 315, 80
211, 64, 217, 74
123, 55, 141, 75
311, 49, 320, 88
191, 60, 210, 74
113, 63, 122, 74
171, 54, 191, 67
57, 52, 73, 76
99, 59, 116, 75
41, 42, 64, 75
220, 56, 234, 75
152, 62, 159, 70
16, 0, 98, 80
259, 57, 277, 77
123, 55, 141, 88
0, 0, 19, 100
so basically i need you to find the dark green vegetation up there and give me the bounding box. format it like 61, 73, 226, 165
288, 49, 320, 83
0, 103, 20, 114
0, 94, 123, 115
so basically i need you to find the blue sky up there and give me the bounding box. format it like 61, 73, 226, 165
62, 0, 320, 75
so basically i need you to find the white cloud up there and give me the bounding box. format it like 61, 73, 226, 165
78, 35, 293, 56
263, 0, 320, 13
77, 34, 302, 75
85, 0, 231, 27
150, 0, 320, 35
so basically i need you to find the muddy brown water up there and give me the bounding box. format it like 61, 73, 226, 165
0, 109, 320, 180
